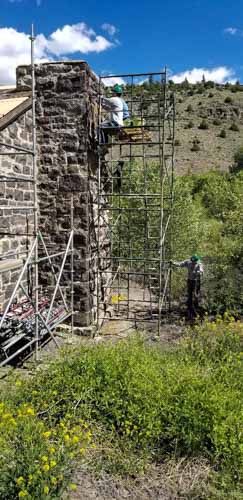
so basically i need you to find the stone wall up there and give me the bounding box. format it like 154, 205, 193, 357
0, 110, 34, 308
16, 61, 110, 327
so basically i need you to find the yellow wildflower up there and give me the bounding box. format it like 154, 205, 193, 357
51, 476, 57, 485
72, 435, 79, 443
16, 477, 24, 485
26, 408, 35, 416
32, 390, 38, 396
50, 460, 57, 468
41, 456, 48, 462
3, 413, 12, 420
43, 431, 51, 439
79, 448, 85, 454
64, 434, 70, 442
43, 486, 49, 495
69, 452, 74, 459
49, 447, 56, 454
43, 464, 50, 472
52, 390, 57, 396
69, 483, 77, 491
18, 492, 28, 498
15, 380, 22, 387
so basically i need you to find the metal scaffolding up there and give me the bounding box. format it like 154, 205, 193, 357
97, 70, 175, 334
0, 26, 74, 366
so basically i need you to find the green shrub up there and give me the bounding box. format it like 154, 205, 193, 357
0, 320, 242, 495
224, 96, 233, 104
0, 402, 91, 498
185, 120, 194, 129
191, 141, 200, 151
198, 119, 209, 130
186, 104, 193, 112
229, 122, 240, 132
231, 147, 243, 173
219, 129, 226, 138
213, 118, 221, 126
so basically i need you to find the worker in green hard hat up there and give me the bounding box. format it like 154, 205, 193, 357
171, 255, 204, 319
100, 84, 129, 143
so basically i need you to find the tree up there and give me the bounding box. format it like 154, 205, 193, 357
148, 74, 154, 85
234, 146, 243, 169
182, 77, 190, 89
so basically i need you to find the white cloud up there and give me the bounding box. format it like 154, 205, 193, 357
102, 76, 126, 87
171, 66, 236, 84
101, 23, 117, 36
8, 0, 41, 4
45, 23, 112, 55
0, 24, 114, 85
224, 27, 238, 35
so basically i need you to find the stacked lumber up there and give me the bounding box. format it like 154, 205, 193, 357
119, 127, 152, 143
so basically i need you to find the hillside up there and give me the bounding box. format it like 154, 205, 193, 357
172, 83, 243, 174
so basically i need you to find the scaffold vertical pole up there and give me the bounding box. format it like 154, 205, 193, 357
30, 24, 39, 361
71, 194, 74, 337
158, 68, 167, 335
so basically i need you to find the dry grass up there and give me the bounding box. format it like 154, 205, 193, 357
68, 458, 212, 499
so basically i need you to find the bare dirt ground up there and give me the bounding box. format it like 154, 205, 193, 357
68, 459, 211, 500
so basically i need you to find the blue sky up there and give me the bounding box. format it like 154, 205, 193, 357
1, 0, 243, 85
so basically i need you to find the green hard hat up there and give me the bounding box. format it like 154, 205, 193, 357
191, 254, 200, 262
113, 84, 123, 94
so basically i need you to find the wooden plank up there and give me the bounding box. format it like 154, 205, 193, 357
0, 98, 31, 132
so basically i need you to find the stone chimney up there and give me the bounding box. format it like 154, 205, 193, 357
16, 61, 105, 328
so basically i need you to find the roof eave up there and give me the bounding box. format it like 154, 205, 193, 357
0, 97, 32, 132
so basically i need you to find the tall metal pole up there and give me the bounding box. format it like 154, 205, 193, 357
158, 68, 167, 335
71, 194, 74, 337
96, 77, 102, 331
30, 24, 39, 361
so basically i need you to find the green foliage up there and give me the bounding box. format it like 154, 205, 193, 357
1, 323, 242, 494
186, 104, 193, 112
224, 96, 233, 104
191, 140, 200, 151
170, 172, 243, 313
234, 146, 243, 169
229, 122, 240, 132
198, 119, 209, 130
219, 129, 226, 138
0, 400, 91, 498
185, 120, 194, 129
213, 118, 221, 126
